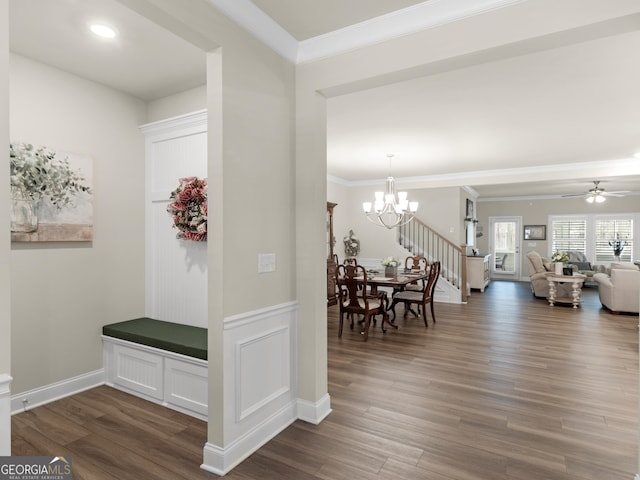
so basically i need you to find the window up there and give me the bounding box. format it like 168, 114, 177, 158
595, 218, 633, 262
549, 214, 636, 265
551, 218, 587, 255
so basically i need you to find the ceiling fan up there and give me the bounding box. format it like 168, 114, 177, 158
561, 180, 629, 203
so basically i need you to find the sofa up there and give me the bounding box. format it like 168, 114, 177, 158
593, 262, 640, 314
566, 251, 605, 285
525, 251, 573, 299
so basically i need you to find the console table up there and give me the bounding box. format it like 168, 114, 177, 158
546, 273, 586, 308
467, 254, 491, 292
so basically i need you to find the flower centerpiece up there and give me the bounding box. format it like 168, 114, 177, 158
167, 176, 208, 241
550, 251, 569, 275
550, 251, 569, 264
9, 142, 91, 232
382, 256, 399, 276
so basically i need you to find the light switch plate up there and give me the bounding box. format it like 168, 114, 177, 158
258, 253, 276, 273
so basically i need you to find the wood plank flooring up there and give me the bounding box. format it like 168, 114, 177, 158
12, 281, 639, 479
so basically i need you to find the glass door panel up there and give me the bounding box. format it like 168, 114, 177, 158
489, 216, 521, 279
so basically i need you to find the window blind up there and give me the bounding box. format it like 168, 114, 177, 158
551, 219, 586, 254
595, 218, 633, 262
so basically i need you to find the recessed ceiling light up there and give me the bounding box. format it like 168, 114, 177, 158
90, 24, 116, 39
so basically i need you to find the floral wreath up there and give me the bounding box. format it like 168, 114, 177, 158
167, 176, 208, 241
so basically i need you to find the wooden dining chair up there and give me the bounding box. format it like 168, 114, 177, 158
405, 255, 427, 272
403, 256, 428, 293
390, 261, 441, 327
337, 264, 389, 341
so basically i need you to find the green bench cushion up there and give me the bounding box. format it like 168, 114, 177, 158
103, 317, 207, 360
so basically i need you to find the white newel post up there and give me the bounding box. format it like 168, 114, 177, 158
0, 374, 12, 455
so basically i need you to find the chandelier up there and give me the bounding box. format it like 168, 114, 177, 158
362, 155, 418, 229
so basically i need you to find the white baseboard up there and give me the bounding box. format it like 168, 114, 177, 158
0, 374, 12, 455
11, 369, 105, 415
297, 393, 332, 425
201, 400, 297, 476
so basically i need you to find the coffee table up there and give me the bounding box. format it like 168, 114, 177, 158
546, 273, 586, 308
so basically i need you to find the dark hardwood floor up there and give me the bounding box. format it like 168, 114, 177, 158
12, 281, 639, 479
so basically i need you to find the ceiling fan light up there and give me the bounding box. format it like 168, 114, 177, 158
585, 195, 595, 204
595, 194, 606, 203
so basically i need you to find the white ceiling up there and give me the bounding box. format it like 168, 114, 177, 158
8, 0, 640, 199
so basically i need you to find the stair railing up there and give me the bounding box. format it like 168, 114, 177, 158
398, 218, 468, 303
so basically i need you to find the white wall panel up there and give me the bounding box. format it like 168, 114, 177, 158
223, 302, 298, 439
141, 111, 208, 327
236, 325, 290, 421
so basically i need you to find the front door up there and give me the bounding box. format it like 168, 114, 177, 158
489, 216, 522, 279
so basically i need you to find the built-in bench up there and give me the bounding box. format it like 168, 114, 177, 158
102, 317, 208, 420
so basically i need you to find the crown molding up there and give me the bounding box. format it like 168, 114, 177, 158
329, 157, 640, 201
297, 0, 526, 64
209, 0, 525, 65
208, 0, 299, 63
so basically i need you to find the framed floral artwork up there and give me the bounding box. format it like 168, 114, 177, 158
10, 143, 93, 242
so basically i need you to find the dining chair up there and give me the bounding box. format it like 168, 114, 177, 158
495, 253, 507, 270
390, 261, 441, 327
337, 264, 389, 341
405, 255, 427, 272
403, 256, 428, 293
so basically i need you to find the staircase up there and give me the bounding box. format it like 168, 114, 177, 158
398, 217, 469, 303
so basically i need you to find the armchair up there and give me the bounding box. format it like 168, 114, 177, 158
525, 251, 573, 299
593, 263, 640, 314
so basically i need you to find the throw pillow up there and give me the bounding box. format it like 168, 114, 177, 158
571, 261, 592, 271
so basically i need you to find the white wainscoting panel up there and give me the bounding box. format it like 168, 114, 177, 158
0, 374, 12, 455
164, 358, 208, 417
103, 336, 208, 420
202, 302, 299, 476
140, 110, 208, 328
111, 344, 164, 400
236, 325, 290, 421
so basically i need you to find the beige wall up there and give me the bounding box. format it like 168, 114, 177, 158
147, 84, 206, 123
9, 54, 147, 394
0, 0, 9, 378
328, 180, 467, 262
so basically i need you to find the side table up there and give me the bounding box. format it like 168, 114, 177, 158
546, 273, 586, 308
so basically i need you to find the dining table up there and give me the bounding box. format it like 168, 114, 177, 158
358, 269, 429, 321
360, 269, 428, 295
